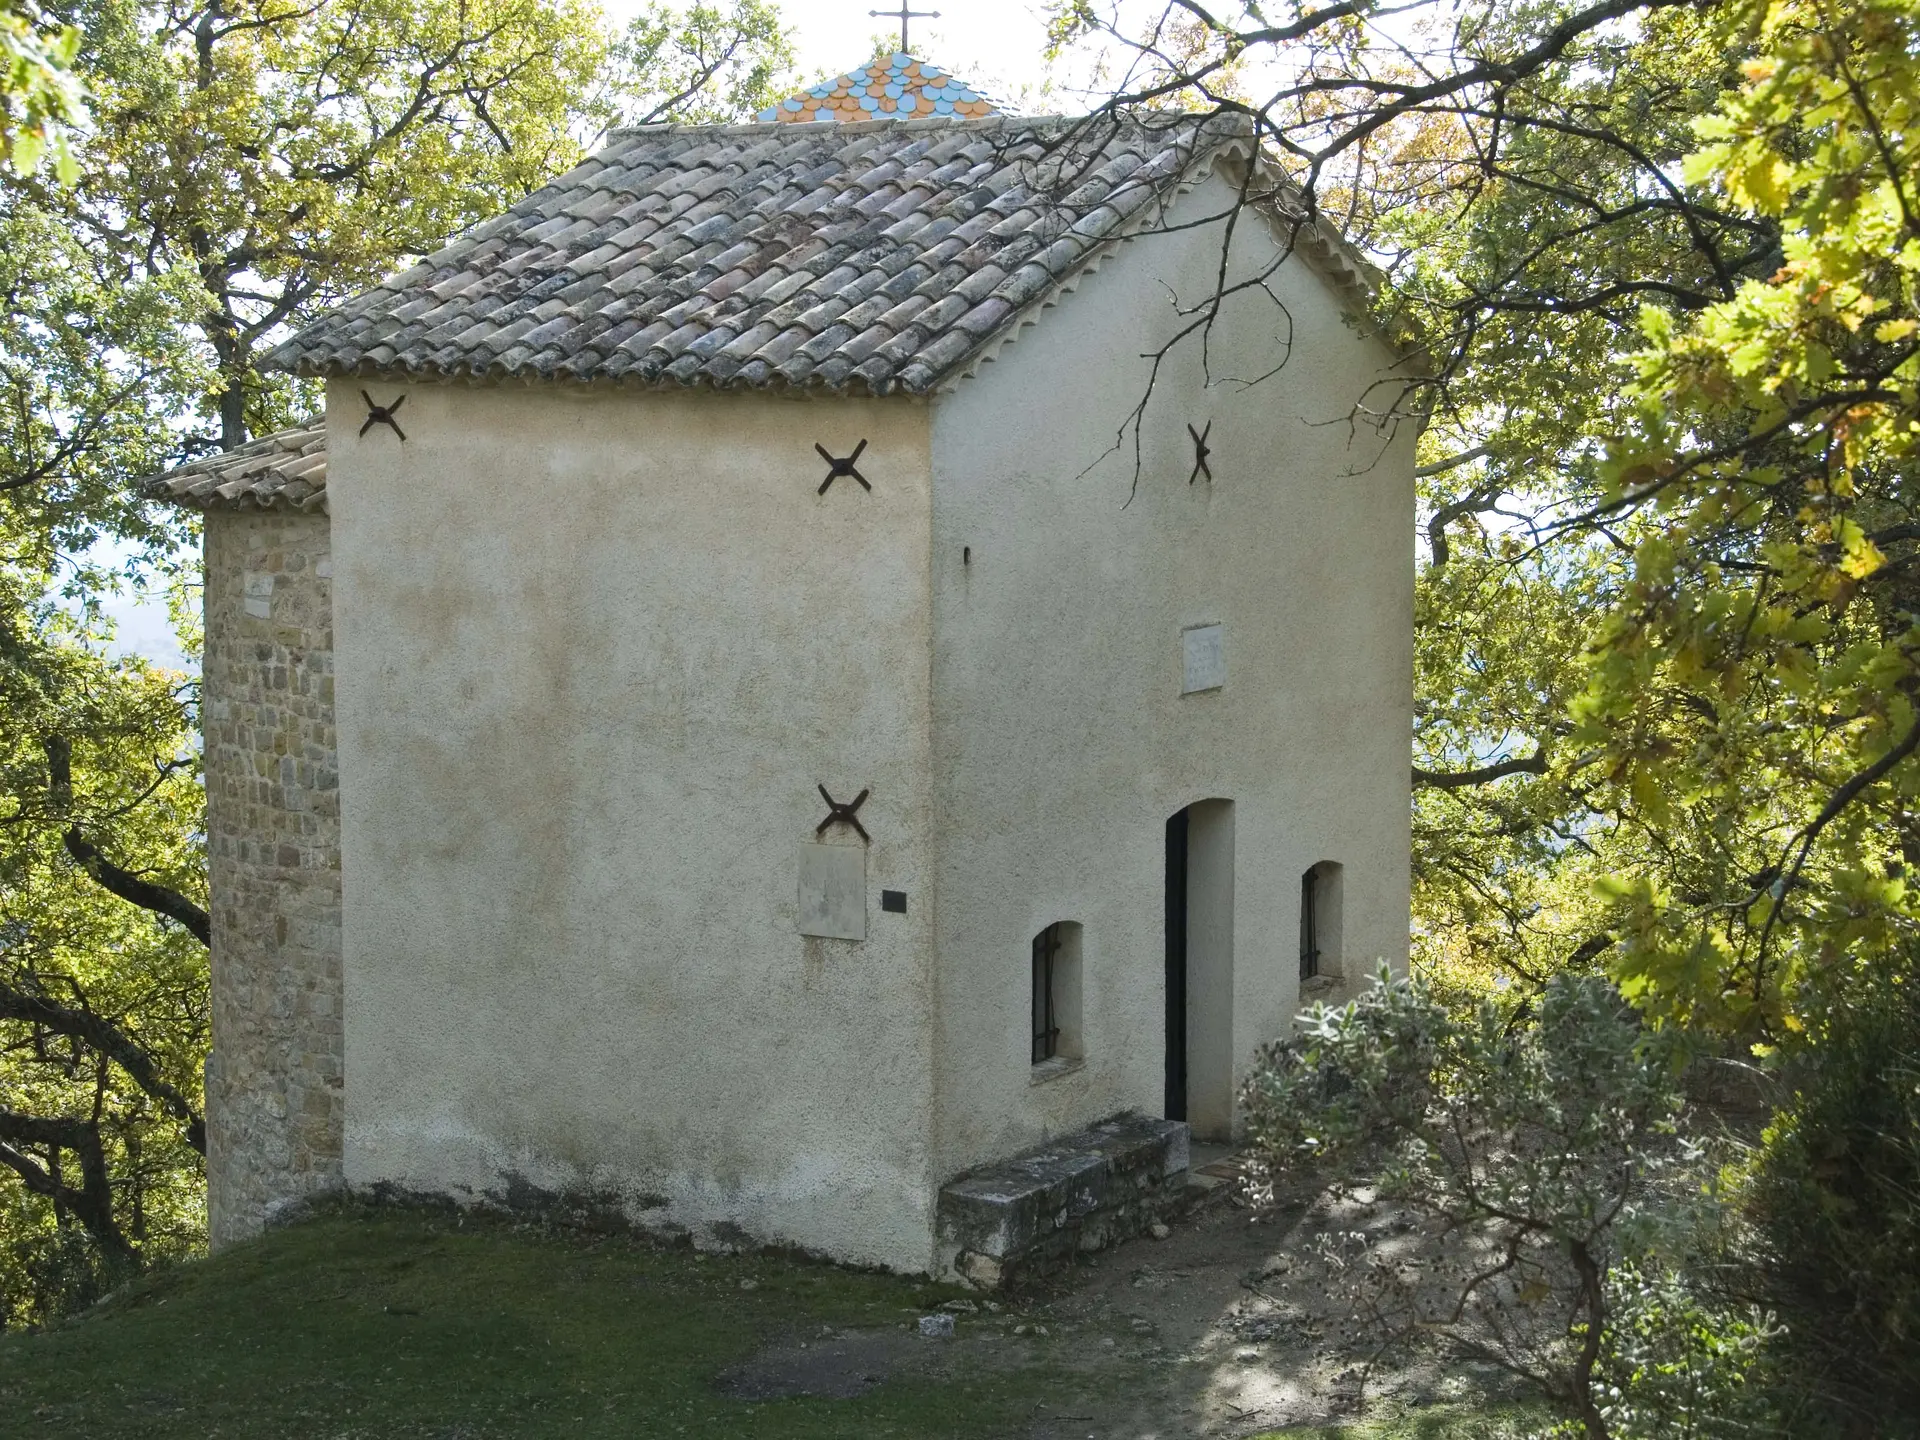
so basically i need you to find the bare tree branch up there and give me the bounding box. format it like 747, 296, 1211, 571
1414, 748, 1549, 790
44, 736, 210, 946
0, 979, 204, 1155
0, 1108, 133, 1260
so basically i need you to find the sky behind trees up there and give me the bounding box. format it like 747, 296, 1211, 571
604, 0, 1062, 103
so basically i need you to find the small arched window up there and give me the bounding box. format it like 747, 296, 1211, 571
1031, 922, 1084, 1065
1300, 862, 1344, 981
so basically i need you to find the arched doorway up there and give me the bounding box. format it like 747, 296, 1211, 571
1165, 799, 1234, 1139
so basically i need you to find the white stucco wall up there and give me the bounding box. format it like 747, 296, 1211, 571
927, 171, 1418, 1180
325, 382, 939, 1270
320, 165, 1414, 1272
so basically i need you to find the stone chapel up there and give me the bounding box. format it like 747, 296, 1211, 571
147, 55, 1417, 1283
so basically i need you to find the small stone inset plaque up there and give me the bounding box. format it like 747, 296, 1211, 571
243, 572, 275, 619
1182, 623, 1225, 693
798, 843, 866, 940
880, 889, 907, 914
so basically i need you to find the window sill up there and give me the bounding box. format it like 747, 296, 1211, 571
1300, 973, 1345, 1000
1029, 1056, 1085, 1086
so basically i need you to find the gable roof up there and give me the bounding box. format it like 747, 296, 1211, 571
142, 421, 328, 514
266, 111, 1376, 397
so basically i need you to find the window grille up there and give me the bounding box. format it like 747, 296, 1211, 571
1300, 865, 1321, 980
1032, 922, 1064, 1063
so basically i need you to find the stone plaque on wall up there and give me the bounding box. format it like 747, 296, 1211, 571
798, 843, 866, 940
1182, 622, 1225, 693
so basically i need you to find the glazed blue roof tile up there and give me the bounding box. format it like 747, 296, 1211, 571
756, 53, 1003, 124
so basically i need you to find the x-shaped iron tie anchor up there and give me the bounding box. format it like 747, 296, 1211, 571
815, 784, 871, 843
816, 439, 871, 495
1188, 421, 1213, 483
360, 391, 408, 441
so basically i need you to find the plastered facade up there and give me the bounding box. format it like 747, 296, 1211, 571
926, 170, 1416, 1177
325, 384, 941, 1271
201, 507, 343, 1247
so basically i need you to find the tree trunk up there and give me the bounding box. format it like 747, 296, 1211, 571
0, 1111, 136, 1263
219, 373, 247, 450
1568, 1238, 1611, 1440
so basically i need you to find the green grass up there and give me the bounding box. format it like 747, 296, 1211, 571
0, 1203, 1553, 1439
1257, 1406, 1553, 1439
0, 1204, 1067, 1439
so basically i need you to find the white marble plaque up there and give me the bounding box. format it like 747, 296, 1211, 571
1182, 623, 1225, 693
798, 843, 866, 940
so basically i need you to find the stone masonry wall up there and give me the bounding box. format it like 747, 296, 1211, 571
202, 506, 342, 1247
936, 1114, 1190, 1289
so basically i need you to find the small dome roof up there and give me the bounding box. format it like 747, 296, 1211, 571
756, 54, 1001, 124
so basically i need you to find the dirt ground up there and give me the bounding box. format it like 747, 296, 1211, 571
721, 1165, 1518, 1439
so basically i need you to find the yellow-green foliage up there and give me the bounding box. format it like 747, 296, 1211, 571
0, 2, 84, 178
1390, 0, 1920, 1054
1583, 0, 1920, 1038
0, 570, 207, 1324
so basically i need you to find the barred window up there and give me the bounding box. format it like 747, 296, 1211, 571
1300, 862, 1343, 981
1030, 922, 1083, 1065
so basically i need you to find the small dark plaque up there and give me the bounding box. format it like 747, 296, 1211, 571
880, 889, 907, 914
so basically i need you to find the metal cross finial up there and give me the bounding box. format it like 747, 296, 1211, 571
869, 1, 939, 51
816, 784, 871, 843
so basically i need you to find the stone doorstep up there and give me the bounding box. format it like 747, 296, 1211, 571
935, 1112, 1190, 1287
1194, 1157, 1245, 1183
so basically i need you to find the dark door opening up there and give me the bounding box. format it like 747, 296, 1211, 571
1165, 799, 1236, 1137
1164, 807, 1189, 1121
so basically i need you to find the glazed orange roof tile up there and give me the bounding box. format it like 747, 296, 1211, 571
758, 53, 1000, 124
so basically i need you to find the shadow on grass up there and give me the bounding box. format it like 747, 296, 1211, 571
1255, 1404, 1552, 1440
